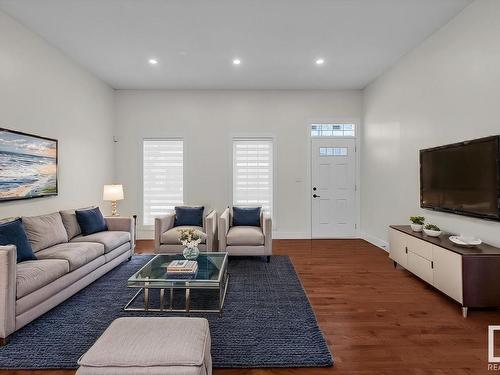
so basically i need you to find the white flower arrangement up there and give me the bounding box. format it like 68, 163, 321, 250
177, 228, 204, 249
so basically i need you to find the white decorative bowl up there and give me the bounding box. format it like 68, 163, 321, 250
410, 224, 423, 232
423, 228, 441, 237
449, 235, 482, 247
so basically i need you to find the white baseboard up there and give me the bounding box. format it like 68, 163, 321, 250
359, 231, 388, 252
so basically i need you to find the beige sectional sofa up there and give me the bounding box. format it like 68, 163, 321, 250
0, 210, 135, 344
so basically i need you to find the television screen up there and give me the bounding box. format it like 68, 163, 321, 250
0, 128, 58, 202
420, 136, 500, 220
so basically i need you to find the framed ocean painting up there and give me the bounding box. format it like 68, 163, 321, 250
0, 128, 58, 202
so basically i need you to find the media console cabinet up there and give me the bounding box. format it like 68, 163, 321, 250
389, 225, 500, 317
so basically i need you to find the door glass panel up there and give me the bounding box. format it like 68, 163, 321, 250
320, 147, 347, 156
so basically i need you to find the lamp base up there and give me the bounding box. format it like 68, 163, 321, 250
111, 201, 119, 216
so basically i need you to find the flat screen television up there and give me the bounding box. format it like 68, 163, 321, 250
420, 135, 500, 221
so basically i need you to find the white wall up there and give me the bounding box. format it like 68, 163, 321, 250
0, 10, 115, 218
114, 90, 362, 239
361, 0, 500, 247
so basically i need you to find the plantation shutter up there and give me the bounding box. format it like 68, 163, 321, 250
233, 138, 273, 217
143, 139, 183, 225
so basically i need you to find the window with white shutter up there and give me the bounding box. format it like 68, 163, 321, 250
233, 138, 273, 217
143, 139, 183, 225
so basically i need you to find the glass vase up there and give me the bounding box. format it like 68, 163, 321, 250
183, 246, 200, 260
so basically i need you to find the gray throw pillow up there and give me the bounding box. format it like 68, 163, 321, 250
60, 206, 94, 240
60, 209, 82, 240
22, 212, 68, 252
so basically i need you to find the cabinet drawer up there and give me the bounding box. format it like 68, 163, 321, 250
432, 245, 463, 303
389, 228, 407, 267
407, 251, 433, 285
407, 236, 433, 260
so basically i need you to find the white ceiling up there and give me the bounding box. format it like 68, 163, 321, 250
0, 0, 472, 90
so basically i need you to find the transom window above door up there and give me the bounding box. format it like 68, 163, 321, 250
311, 123, 355, 137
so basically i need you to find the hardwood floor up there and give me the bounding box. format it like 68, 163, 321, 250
2, 239, 498, 375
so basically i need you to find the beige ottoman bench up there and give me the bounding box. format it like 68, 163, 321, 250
77, 317, 212, 375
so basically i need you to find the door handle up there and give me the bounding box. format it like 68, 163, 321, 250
313, 194, 321, 198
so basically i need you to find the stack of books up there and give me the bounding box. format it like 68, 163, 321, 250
166, 260, 198, 279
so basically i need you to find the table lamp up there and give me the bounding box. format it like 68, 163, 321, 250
103, 184, 124, 216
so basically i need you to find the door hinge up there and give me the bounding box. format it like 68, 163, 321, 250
431, 261, 434, 269
355, 184, 357, 191
405, 246, 408, 254
355, 223, 357, 229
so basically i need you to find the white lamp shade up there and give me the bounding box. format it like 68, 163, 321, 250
103, 184, 124, 201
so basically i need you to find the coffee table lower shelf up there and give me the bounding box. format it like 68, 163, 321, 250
124, 273, 229, 314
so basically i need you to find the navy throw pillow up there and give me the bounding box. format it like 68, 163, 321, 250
232, 207, 261, 227
75, 207, 108, 236
0, 218, 37, 263
174, 206, 204, 227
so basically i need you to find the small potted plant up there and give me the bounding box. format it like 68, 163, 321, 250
423, 224, 441, 237
177, 228, 205, 260
409, 216, 425, 232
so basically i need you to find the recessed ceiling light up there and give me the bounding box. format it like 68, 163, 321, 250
148, 58, 158, 65
233, 58, 241, 65
315, 58, 325, 65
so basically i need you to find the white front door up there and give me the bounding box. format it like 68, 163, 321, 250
311, 138, 356, 238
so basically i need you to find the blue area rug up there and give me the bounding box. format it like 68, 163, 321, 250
0, 255, 333, 369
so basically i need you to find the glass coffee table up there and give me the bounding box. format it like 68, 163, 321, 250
125, 252, 229, 313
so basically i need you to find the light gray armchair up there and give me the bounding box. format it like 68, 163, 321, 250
154, 208, 217, 253
218, 207, 272, 262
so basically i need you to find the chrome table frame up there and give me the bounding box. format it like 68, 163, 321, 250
124, 253, 229, 314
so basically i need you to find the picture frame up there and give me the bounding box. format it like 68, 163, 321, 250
0, 127, 58, 202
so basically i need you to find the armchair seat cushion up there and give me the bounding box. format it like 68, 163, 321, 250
36, 242, 104, 271
226, 226, 264, 246
16, 259, 69, 298
71, 231, 130, 253
161, 226, 206, 245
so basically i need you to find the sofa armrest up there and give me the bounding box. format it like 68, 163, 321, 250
0, 245, 16, 340
205, 210, 217, 251
262, 212, 273, 255
105, 216, 135, 250
154, 213, 175, 250
218, 208, 230, 250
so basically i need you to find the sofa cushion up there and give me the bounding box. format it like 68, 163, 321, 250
77, 317, 210, 368
21, 212, 68, 252
161, 226, 206, 245
174, 206, 204, 227
71, 231, 130, 253
232, 207, 261, 227
36, 242, 104, 271
75, 207, 108, 236
227, 226, 264, 246
60, 209, 82, 240
16, 259, 69, 298
0, 218, 37, 263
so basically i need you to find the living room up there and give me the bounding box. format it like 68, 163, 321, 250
0, 0, 499, 374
